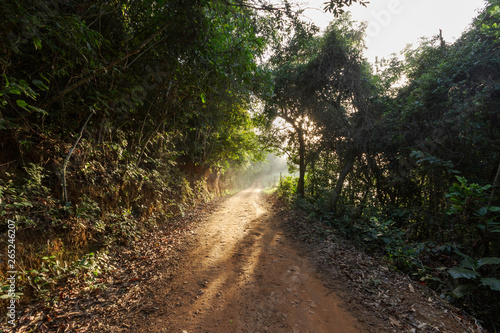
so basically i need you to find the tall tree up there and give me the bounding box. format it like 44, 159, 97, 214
265, 14, 371, 202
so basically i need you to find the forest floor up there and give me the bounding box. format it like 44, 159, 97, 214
6, 182, 485, 332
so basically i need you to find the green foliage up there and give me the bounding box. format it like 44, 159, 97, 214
322, 0, 369, 16
75, 195, 101, 220
1, 0, 499, 328
260, 2, 500, 329
359, 217, 405, 250
273, 3, 500, 326
105, 210, 141, 246
21, 252, 112, 299
0, 0, 292, 315
448, 251, 500, 297
276, 175, 298, 202
410, 150, 458, 175
479, 0, 500, 40
264, 14, 369, 198
25, 255, 68, 295
66, 252, 113, 290
445, 176, 500, 255
0, 165, 59, 229
24, 163, 50, 196
446, 176, 495, 217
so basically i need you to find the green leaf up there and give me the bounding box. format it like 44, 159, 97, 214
32, 79, 49, 91
7, 87, 22, 95
477, 257, 500, 267
16, 99, 28, 107
0, 294, 12, 299
478, 207, 488, 216
33, 37, 42, 50
487, 222, 500, 233
451, 284, 474, 298
489, 206, 500, 212
3, 73, 9, 87
28, 105, 48, 116
481, 278, 500, 291
448, 267, 479, 280
40, 73, 50, 84
455, 251, 476, 269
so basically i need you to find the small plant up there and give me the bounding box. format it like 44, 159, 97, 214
448, 251, 500, 297
21, 251, 113, 299
0, 282, 23, 300
75, 195, 101, 220
277, 175, 297, 202
446, 176, 500, 256
25, 256, 68, 296
67, 252, 107, 287
106, 210, 141, 245
360, 217, 404, 247
25, 163, 49, 196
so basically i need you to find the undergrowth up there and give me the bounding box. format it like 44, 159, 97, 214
0, 140, 219, 316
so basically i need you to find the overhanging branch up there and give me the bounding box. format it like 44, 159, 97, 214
42, 21, 172, 108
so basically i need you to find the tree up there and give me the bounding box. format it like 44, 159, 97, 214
265, 14, 371, 202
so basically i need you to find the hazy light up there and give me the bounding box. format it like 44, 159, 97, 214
302, 0, 486, 63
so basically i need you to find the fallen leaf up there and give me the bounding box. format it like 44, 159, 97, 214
389, 316, 401, 327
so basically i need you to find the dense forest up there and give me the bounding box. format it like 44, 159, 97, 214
1, 0, 499, 330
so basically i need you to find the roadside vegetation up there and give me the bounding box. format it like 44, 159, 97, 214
267, 1, 500, 329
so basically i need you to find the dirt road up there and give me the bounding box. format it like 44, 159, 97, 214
136, 182, 364, 332
5, 182, 482, 332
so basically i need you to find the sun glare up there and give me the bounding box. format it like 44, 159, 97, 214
302, 0, 485, 63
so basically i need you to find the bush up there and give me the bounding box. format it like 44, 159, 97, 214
276, 175, 297, 203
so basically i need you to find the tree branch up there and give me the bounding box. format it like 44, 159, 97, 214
488, 158, 500, 206
42, 21, 172, 108
61, 110, 95, 204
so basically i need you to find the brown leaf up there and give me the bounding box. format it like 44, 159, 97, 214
389, 316, 401, 327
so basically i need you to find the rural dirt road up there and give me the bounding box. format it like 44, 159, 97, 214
134, 182, 364, 332
7, 181, 483, 332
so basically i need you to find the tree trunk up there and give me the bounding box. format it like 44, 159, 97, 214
277, 111, 306, 197
310, 156, 316, 197
297, 126, 306, 198
62, 111, 94, 204
366, 155, 384, 204
488, 158, 500, 206
331, 155, 355, 211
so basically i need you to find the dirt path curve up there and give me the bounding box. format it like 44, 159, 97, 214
135, 182, 364, 333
